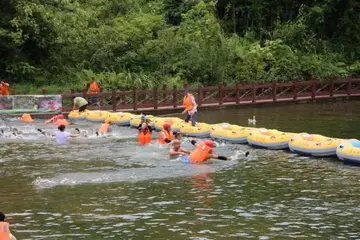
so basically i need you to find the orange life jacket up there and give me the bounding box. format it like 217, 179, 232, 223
1, 83, 9, 96
0, 222, 11, 240
138, 128, 152, 145
183, 93, 196, 111
99, 123, 110, 134
89, 82, 100, 94
158, 129, 173, 144
55, 119, 69, 127
189, 142, 212, 163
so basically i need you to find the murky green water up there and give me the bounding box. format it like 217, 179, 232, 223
1, 101, 360, 239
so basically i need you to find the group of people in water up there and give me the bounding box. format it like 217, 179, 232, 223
136, 115, 246, 163
8, 87, 249, 164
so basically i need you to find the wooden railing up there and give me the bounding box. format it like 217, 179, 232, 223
14, 77, 360, 112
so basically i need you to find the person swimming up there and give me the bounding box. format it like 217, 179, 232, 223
138, 118, 152, 145
98, 119, 112, 135
0, 211, 17, 240
180, 140, 249, 164
54, 125, 78, 144
158, 122, 173, 145
169, 140, 191, 159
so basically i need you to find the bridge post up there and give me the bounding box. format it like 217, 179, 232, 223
162, 85, 167, 103
292, 82, 297, 100
112, 89, 116, 111
99, 89, 104, 108
311, 77, 316, 99
133, 88, 138, 110
235, 83, 240, 104
272, 82, 277, 102
329, 79, 334, 97
198, 85, 203, 107
252, 84, 256, 103
218, 84, 223, 105
173, 86, 178, 108
153, 87, 158, 110
347, 76, 352, 96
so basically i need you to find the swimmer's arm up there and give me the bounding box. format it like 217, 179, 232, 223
180, 148, 191, 154
209, 154, 228, 161
190, 139, 197, 146
169, 149, 181, 157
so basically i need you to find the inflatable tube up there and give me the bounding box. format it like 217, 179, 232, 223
247, 128, 293, 149
86, 111, 111, 122
108, 112, 133, 126
130, 115, 156, 128
289, 133, 344, 157
153, 117, 183, 131
68, 110, 88, 120
336, 139, 360, 164
180, 122, 211, 138
210, 124, 254, 144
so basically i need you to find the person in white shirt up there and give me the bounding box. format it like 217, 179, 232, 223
55, 125, 77, 144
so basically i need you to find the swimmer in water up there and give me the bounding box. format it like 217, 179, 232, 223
0, 212, 17, 240
169, 140, 191, 159
54, 125, 78, 144
180, 140, 249, 164
138, 118, 152, 145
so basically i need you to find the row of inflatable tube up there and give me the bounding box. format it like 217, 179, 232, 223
68, 110, 360, 165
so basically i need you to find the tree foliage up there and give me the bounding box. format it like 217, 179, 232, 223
0, 0, 359, 91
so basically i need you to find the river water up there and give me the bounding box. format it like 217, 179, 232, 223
1, 101, 360, 239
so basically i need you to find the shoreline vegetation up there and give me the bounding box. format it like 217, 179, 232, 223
1, 0, 360, 94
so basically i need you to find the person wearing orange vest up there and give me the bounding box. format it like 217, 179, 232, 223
182, 89, 197, 126
179, 140, 229, 164
88, 77, 100, 105
44, 114, 69, 126
138, 120, 152, 145
0, 212, 17, 240
158, 122, 174, 144
98, 119, 112, 135
1, 81, 10, 96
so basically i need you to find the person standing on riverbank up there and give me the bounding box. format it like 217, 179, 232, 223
88, 77, 100, 105
182, 90, 197, 126
72, 97, 89, 112
0, 212, 17, 240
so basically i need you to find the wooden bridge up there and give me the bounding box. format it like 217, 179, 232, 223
17, 77, 360, 113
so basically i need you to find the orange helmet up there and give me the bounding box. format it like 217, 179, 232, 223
163, 122, 171, 129
204, 140, 214, 148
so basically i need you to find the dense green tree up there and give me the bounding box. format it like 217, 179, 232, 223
0, 0, 359, 92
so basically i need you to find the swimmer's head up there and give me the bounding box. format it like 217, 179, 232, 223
174, 132, 182, 140
58, 125, 66, 132
0, 212, 5, 221
105, 118, 111, 124
163, 122, 171, 130
204, 140, 214, 148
